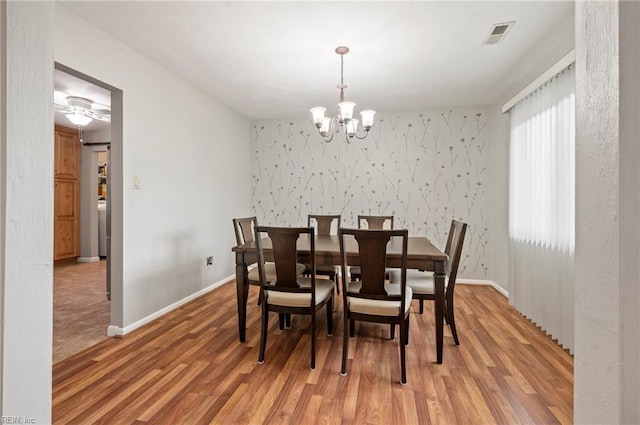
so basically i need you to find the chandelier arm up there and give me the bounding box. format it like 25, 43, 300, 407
319, 116, 339, 143
353, 129, 371, 140
341, 125, 353, 144
321, 132, 334, 143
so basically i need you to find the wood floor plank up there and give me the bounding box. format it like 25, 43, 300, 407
244, 369, 290, 424
101, 363, 188, 424
52, 283, 573, 424
65, 369, 161, 424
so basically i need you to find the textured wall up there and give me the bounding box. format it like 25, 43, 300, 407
251, 107, 490, 279
574, 1, 621, 422
2, 2, 54, 422
575, 1, 640, 423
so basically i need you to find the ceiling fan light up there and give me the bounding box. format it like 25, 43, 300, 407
338, 101, 355, 120
67, 112, 92, 126
360, 110, 376, 130
310, 107, 326, 128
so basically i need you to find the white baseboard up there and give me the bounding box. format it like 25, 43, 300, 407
457, 279, 509, 297
106, 274, 235, 337
77, 256, 101, 263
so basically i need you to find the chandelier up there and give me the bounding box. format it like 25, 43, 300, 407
310, 46, 376, 143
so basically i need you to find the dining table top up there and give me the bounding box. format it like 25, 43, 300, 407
232, 234, 448, 264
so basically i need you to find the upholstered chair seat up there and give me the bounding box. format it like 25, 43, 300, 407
248, 262, 306, 283
389, 269, 450, 295
266, 277, 333, 307
346, 281, 413, 316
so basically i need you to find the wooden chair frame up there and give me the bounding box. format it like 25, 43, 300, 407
255, 226, 334, 370
233, 216, 257, 246
233, 216, 259, 288
307, 214, 341, 293
351, 215, 395, 280
339, 227, 410, 384
412, 220, 467, 346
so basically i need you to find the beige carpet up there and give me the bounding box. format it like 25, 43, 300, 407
53, 260, 110, 363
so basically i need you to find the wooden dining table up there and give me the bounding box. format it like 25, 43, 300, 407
232, 234, 450, 363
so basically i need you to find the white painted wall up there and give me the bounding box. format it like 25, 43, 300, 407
486, 105, 510, 292
251, 107, 490, 280
79, 143, 107, 261
55, 5, 251, 329
575, 1, 640, 423
487, 11, 574, 293
78, 128, 110, 264
84, 127, 111, 145
1, 2, 54, 423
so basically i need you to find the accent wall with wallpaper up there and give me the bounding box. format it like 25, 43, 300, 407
251, 107, 490, 280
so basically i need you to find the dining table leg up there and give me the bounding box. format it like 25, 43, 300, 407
434, 260, 446, 364
235, 251, 249, 342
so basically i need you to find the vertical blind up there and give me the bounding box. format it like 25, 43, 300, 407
509, 64, 575, 353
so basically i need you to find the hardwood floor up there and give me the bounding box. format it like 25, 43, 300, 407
52, 282, 573, 424
53, 260, 109, 363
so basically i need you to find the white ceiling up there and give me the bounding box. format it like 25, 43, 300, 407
59, 1, 573, 121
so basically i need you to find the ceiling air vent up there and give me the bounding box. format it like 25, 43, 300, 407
483, 21, 515, 46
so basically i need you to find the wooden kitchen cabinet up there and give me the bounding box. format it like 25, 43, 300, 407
54, 125, 80, 262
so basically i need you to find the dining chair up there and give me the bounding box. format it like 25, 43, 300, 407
339, 227, 411, 385
350, 215, 395, 280
389, 219, 467, 345
255, 226, 334, 370
232, 216, 306, 302
306, 214, 341, 293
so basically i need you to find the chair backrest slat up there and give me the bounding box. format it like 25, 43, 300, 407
308, 214, 341, 236
354, 231, 392, 296
233, 216, 257, 245
357, 215, 394, 230
255, 226, 314, 293
339, 228, 408, 300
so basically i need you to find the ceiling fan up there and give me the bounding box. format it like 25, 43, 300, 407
54, 95, 111, 127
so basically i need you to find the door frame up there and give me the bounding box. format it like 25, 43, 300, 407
54, 62, 124, 332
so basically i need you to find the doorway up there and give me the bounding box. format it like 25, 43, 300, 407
53, 63, 123, 362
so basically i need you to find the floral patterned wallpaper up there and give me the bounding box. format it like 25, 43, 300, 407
250, 107, 489, 279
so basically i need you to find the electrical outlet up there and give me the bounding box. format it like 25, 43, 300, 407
206, 256, 213, 268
